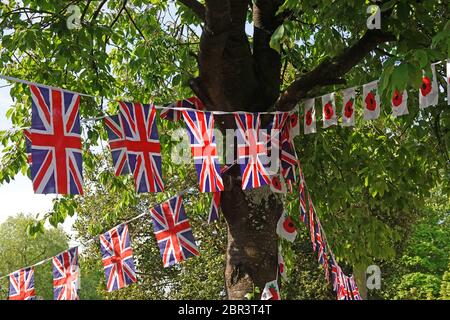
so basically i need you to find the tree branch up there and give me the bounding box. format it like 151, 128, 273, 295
124, 6, 147, 41
275, 29, 396, 111
91, 0, 108, 22
177, 0, 205, 21
105, 0, 128, 44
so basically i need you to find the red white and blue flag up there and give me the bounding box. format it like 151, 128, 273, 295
316, 228, 326, 264
52, 247, 80, 300
280, 124, 298, 183
30, 84, 83, 195
160, 97, 205, 122
235, 113, 271, 190
331, 261, 339, 292
308, 193, 317, 252
104, 115, 130, 176
99, 223, 137, 292
182, 110, 224, 193
23, 129, 32, 165
298, 168, 307, 224
9, 267, 36, 300
349, 275, 362, 300
119, 102, 164, 193
150, 196, 200, 267
208, 192, 221, 223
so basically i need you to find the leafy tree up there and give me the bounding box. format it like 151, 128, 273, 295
0, 0, 448, 299
374, 195, 450, 300
0, 214, 104, 300
0, 214, 68, 300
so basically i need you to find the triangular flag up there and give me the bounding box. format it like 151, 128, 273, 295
363, 81, 380, 120
276, 211, 297, 242
278, 248, 288, 281
322, 93, 337, 128
419, 64, 439, 109
342, 87, 356, 127
391, 89, 409, 117
304, 98, 316, 134
261, 280, 281, 300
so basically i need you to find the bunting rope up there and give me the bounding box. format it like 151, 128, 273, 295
1, 60, 446, 123
0, 186, 192, 281
0, 160, 238, 282
0, 74, 291, 117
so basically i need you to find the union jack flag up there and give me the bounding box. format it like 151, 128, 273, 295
264, 113, 288, 175
104, 115, 130, 176
337, 272, 352, 300
316, 228, 325, 264
99, 224, 137, 292
150, 195, 199, 267
23, 129, 32, 165
9, 267, 36, 300
349, 275, 362, 300
331, 261, 339, 292
315, 225, 330, 283
160, 96, 205, 122
52, 247, 79, 300
323, 252, 330, 283
182, 110, 224, 193
235, 113, 271, 190
30, 84, 83, 195
280, 122, 298, 182
298, 169, 307, 224
119, 102, 164, 193
308, 193, 317, 252
208, 192, 221, 223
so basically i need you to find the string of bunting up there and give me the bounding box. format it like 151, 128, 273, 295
263, 161, 362, 301
0, 59, 448, 300
0, 59, 449, 196
0, 159, 359, 301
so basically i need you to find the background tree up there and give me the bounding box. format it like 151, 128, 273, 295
0, 214, 104, 300
0, 0, 448, 299
0, 214, 68, 299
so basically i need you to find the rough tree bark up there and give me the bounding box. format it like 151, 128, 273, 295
178, 0, 395, 299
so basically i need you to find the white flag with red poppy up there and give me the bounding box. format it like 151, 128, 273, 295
278, 248, 288, 281
342, 87, 356, 127
289, 108, 300, 138
363, 81, 380, 120
446, 59, 450, 105
276, 211, 297, 242
419, 64, 439, 109
261, 280, 281, 300
270, 175, 287, 194
391, 89, 408, 117
304, 98, 316, 135
322, 93, 337, 128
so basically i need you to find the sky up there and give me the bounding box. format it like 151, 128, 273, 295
0, 80, 76, 233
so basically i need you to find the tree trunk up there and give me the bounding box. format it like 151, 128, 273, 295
354, 264, 368, 300
188, 0, 285, 300
181, 0, 395, 300
221, 174, 283, 299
